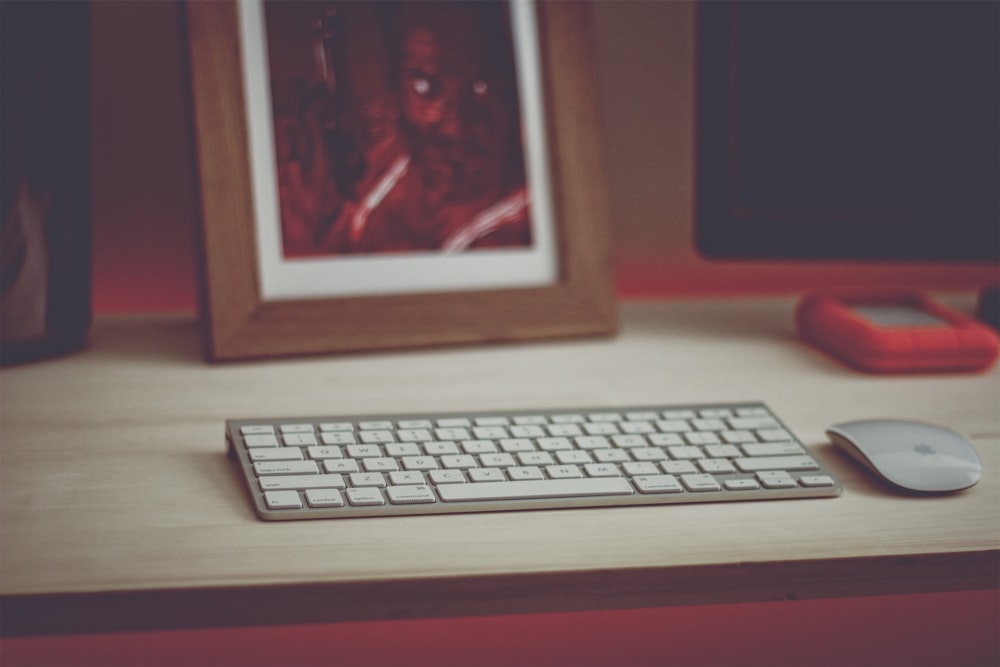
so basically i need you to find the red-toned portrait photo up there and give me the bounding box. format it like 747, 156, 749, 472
264, 1, 533, 258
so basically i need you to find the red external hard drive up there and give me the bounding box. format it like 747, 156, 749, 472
795, 291, 999, 373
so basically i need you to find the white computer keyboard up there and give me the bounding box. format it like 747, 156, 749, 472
226, 402, 841, 520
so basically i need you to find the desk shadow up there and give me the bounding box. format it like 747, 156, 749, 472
627, 299, 798, 342
626, 300, 869, 375
185, 448, 260, 520
88, 314, 207, 366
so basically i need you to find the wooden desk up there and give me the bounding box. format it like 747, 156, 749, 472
2, 298, 997, 636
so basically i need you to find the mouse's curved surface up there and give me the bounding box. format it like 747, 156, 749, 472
827, 419, 982, 493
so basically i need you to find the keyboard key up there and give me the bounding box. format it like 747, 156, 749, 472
385, 443, 422, 457
547, 424, 583, 437
575, 435, 612, 449
691, 419, 726, 431
324, 459, 360, 474
799, 475, 837, 488
363, 458, 399, 472
469, 468, 505, 483
305, 489, 345, 508
583, 423, 620, 436
402, 456, 439, 471
757, 470, 798, 489
308, 446, 343, 460
283, 433, 318, 447
741, 442, 804, 457
349, 472, 386, 487
546, 465, 584, 479
585, 463, 621, 477
436, 427, 471, 440
253, 461, 319, 476
667, 446, 704, 460
551, 414, 586, 424
620, 421, 655, 434
698, 459, 736, 474
390, 471, 426, 486
347, 444, 381, 458
507, 466, 545, 481
243, 434, 279, 448
396, 429, 433, 443
241, 425, 275, 435
360, 430, 394, 444
593, 448, 629, 463
442, 455, 478, 469
473, 426, 508, 439
728, 416, 780, 430
280, 424, 314, 434
704, 444, 742, 458
438, 478, 633, 502
634, 475, 683, 494
622, 462, 659, 476
437, 418, 471, 428
424, 441, 460, 455
661, 460, 698, 475
429, 470, 466, 484
319, 422, 354, 431
462, 440, 499, 454
475, 417, 510, 426
499, 438, 536, 452
512, 415, 547, 425
518, 452, 554, 466
537, 437, 573, 451
734, 456, 819, 472
321, 432, 357, 445
684, 432, 721, 446
481, 453, 517, 467
346, 488, 385, 506
249, 448, 304, 462
259, 474, 345, 491
397, 420, 432, 429
647, 433, 684, 447
264, 490, 302, 510
555, 450, 592, 465
386, 485, 436, 505
724, 478, 761, 491
359, 421, 393, 430
681, 474, 722, 492
612, 435, 647, 448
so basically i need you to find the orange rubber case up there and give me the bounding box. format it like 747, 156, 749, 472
795, 292, 999, 373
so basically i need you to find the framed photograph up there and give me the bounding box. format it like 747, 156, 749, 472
186, 0, 615, 361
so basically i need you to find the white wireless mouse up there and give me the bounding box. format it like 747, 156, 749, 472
827, 419, 982, 493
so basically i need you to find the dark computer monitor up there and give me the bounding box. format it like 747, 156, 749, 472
695, 1, 1000, 263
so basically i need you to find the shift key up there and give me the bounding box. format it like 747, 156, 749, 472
258, 474, 346, 491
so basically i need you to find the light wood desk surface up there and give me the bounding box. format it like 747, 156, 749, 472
2, 298, 998, 636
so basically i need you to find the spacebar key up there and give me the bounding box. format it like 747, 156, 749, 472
437, 478, 634, 502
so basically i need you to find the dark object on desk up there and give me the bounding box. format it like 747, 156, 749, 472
0, 1, 92, 366
977, 286, 999, 331
795, 292, 999, 374
695, 1, 1000, 263
828, 419, 982, 494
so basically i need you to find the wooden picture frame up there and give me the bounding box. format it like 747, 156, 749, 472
185, 1, 616, 361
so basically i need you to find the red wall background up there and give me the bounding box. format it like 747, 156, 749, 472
3, 3, 996, 665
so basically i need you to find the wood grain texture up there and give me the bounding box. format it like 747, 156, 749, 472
1, 299, 997, 635
184, 1, 616, 361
